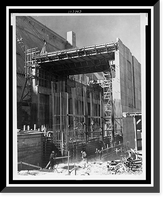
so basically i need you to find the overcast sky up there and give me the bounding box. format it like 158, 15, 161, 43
33, 15, 141, 62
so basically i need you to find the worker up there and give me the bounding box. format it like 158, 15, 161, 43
40, 39, 47, 55
49, 151, 55, 169
98, 148, 103, 160
81, 150, 87, 168
95, 148, 99, 159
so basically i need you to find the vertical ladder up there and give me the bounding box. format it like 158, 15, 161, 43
102, 72, 113, 131
101, 63, 115, 142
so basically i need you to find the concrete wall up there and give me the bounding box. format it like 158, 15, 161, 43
17, 132, 43, 169
132, 56, 141, 112
68, 137, 111, 162
112, 50, 123, 135
117, 39, 141, 148
17, 16, 101, 130
17, 16, 73, 129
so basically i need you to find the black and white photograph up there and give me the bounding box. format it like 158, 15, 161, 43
15, 13, 144, 178
4, 4, 160, 193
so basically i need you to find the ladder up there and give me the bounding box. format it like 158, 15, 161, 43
100, 64, 115, 140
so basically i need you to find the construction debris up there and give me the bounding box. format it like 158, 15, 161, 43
107, 149, 142, 174
18, 148, 142, 177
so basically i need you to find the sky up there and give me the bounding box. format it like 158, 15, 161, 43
33, 15, 141, 62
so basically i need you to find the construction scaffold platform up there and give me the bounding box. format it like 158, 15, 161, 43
23, 41, 119, 150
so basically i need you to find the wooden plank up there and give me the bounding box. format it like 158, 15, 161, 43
19, 161, 42, 169
54, 156, 70, 159
45, 161, 50, 169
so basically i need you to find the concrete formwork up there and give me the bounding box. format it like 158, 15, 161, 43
17, 16, 73, 129
16, 17, 141, 152
17, 132, 44, 169
115, 39, 141, 148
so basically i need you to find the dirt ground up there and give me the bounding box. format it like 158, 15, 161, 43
18, 158, 143, 177
18, 148, 143, 178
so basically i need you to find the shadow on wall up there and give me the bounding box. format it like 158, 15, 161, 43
17, 106, 31, 129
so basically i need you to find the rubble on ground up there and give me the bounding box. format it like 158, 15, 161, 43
18, 149, 142, 177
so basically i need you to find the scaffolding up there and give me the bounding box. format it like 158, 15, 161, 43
23, 41, 118, 152
19, 48, 39, 105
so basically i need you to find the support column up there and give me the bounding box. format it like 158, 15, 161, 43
51, 81, 56, 144
49, 94, 52, 129
31, 67, 38, 128
83, 86, 88, 143
83, 87, 86, 141
72, 88, 76, 139
133, 116, 137, 150
66, 93, 69, 154
100, 90, 104, 141
37, 91, 40, 128
90, 91, 93, 138
60, 91, 64, 155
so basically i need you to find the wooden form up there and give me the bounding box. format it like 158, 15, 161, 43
23, 40, 118, 144
51, 79, 103, 155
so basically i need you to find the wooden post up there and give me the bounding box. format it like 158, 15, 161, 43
72, 88, 76, 139
74, 162, 76, 175
34, 124, 36, 130
51, 81, 55, 143
60, 91, 62, 132
83, 86, 88, 142
61, 131, 64, 156
68, 151, 70, 174
100, 90, 103, 141
49, 94, 52, 130
65, 92, 69, 155
115, 148, 118, 155
37, 92, 40, 128
133, 116, 137, 150
20, 161, 22, 171
83, 87, 86, 141
90, 91, 93, 138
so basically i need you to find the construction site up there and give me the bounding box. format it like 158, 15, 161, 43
16, 16, 142, 176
